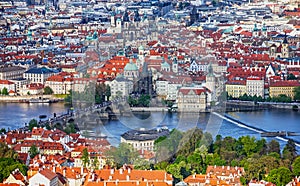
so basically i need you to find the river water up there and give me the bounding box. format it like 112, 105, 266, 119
0, 103, 299, 151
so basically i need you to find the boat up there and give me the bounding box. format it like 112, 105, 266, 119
29, 98, 51, 103
261, 131, 286, 137
287, 132, 299, 136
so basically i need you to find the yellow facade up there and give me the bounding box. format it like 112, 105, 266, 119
226, 84, 246, 98
269, 86, 296, 98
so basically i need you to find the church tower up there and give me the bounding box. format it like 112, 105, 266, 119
189, 6, 199, 26
172, 57, 178, 74
262, 23, 267, 38
252, 23, 259, 38
110, 12, 115, 27
205, 63, 216, 99
281, 34, 289, 58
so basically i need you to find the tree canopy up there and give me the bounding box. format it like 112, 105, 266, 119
28, 145, 39, 159
105, 143, 139, 168
43, 86, 54, 95
0, 143, 27, 182
81, 148, 89, 168
28, 119, 38, 131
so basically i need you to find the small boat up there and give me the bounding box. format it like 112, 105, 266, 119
287, 132, 299, 136
39, 115, 47, 119
261, 131, 286, 137
29, 98, 51, 103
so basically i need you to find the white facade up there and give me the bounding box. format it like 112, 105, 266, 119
105, 77, 133, 98
156, 79, 182, 101
23, 69, 56, 84
246, 78, 265, 98
0, 81, 16, 93
45, 79, 73, 94
120, 137, 155, 151
29, 171, 58, 186
177, 87, 207, 112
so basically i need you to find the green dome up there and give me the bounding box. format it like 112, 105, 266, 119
124, 61, 138, 71
27, 30, 32, 36
161, 61, 170, 68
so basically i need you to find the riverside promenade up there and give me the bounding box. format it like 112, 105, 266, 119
0, 95, 63, 102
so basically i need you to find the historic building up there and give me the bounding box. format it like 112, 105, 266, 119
121, 127, 170, 152
246, 76, 265, 98
177, 87, 208, 112
225, 80, 247, 98
0, 66, 26, 80
105, 75, 133, 98
269, 80, 300, 98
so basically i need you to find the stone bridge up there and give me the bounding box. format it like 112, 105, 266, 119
38, 99, 130, 134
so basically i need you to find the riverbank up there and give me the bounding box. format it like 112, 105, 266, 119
0, 95, 64, 103
130, 107, 169, 112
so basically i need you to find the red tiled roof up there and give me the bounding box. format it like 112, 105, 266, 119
0, 80, 14, 85
178, 88, 207, 95
39, 169, 57, 181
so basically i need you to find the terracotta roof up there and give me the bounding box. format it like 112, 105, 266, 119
0, 80, 14, 85
39, 169, 57, 181
270, 80, 300, 87
178, 87, 207, 95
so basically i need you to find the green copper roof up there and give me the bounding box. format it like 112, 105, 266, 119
124, 60, 138, 71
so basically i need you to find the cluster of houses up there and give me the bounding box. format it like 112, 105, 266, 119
0, 126, 248, 186
0, 0, 299, 111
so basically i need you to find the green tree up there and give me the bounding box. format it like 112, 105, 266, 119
0, 128, 6, 134
282, 139, 297, 160
292, 156, 300, 176
81, 148, 89, 168
266, 167, 293, 186
0, 158, 27, 182
28, 119, 38, 131
43, 86, 54, 95
64, 90, 73, 104
177, 128, 203, 157
138, 94, 151, 107
294, 86, 300, 101
127, 96, 138, 107
27, 91, 30, 95
1, 87, 8, 95
105, 143, 139, 168
64, 122, 76, 134
267, 140, 280, 155
287, 73, 297, 80
92, 157, 99, 170
28, 145, 39, 159
134, 158, 151, 170
0, 143, 18, 159
105, 85, 111, 101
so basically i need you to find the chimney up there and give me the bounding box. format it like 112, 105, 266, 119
227, 166, 230, 170
81, 166, 84, 175
136, 181, 140, 185
126, 175, 130, 181
53, 166, 56, 173
109, 175, 112, 180
63, 168, 66, 177
128, 168, 131, 174
193, 173, 196, 179
119, 168, 123, 174
92, 173, 95, 181
222, 165, 224, 169
110, 169, 114, 175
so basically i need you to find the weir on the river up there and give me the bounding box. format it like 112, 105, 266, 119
212, 112, 300, 147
